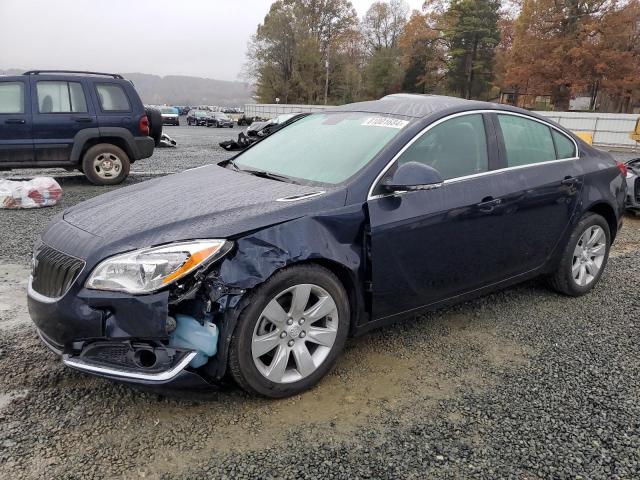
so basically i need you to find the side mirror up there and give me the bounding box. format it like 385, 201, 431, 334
382, 162, 444, 193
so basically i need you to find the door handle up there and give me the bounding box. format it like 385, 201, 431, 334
74, 117, 93, 123
5, 118, 25, 124
477, 196, 502, 212
561, 176, 579, 186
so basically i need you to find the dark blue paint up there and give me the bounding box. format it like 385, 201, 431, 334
27, 95, 627, 387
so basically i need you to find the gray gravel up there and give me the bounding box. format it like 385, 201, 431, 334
0, 126, 639, 479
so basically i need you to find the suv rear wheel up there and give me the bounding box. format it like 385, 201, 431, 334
82, 143, 130, 185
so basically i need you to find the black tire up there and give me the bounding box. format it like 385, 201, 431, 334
547, 212, 611, 296
81, 143, 130, 186
228, 264, 350, 398
145, 107, 163, 146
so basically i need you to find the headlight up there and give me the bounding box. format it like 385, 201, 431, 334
86, 240, 231, 294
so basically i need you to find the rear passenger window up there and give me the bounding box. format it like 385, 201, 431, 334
397, 113, 488, 180
0, 82, 24, 114
498, 115, 556, 167
37, 81, 88, 113
95, 83, 130, 111
552, 130, 576, 159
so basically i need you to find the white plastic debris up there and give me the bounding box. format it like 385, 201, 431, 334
0, 177, 62, 209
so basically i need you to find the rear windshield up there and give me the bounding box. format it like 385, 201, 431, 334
235, 112, 408, 185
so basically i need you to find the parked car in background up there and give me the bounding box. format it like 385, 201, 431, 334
219, 113, 307, 151
625, 157, 640, 215
207, 112, 234, 128
0, 70, 155, 185
159, 106, 180, 126
186, 109, 212, 126
28, 94, 626, 398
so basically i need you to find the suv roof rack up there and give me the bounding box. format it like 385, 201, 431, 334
23, 70, 124, 79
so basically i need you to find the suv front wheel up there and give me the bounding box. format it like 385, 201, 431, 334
82, 143, 130, 185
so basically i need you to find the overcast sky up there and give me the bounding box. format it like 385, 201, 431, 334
0, 0, 425, 82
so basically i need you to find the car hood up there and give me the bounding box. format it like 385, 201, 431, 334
60, 164, 343, 257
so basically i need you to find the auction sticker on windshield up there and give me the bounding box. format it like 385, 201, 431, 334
361, 117, 409, 129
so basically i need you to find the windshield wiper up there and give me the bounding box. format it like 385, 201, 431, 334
239, 168, 293, 183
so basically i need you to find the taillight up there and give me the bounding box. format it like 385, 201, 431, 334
616, 161, 628, 177
139, 115, 150, 136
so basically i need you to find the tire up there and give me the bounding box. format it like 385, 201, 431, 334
81, 143, 130, 186
228, 264, 350, 398
145, 107, 163, 146
547, 212, 611, 296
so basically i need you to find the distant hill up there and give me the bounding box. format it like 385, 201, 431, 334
0, 69, 254, 107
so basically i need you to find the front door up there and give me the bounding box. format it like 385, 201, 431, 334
368, 112, 516, 321
31, 78, 96, 164
0, 79, 33, 164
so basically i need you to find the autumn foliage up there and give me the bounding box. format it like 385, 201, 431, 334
245, 0, 640, 111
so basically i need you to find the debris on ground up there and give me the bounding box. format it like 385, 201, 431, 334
0, 177, 62, 209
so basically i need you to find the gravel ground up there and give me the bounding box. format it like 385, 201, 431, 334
1, 126, 639, 479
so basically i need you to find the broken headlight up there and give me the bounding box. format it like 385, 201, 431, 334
85, 240, 231, 294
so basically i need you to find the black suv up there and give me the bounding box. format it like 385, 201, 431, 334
0, 70, 158, 185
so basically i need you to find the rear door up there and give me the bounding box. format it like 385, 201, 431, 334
0, 79, 33, 164
490, 112, 583, 272
31, 78, 96, 163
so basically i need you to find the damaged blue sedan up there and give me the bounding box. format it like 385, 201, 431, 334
28, 94, 627, 397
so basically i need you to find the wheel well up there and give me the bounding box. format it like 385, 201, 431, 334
587, 202, 618, 241
80, 137, 133, 162
296, 259, 362, 336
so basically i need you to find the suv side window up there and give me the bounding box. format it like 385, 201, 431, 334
396, 113, 488, 180
498, 114, 557, 167
95, 83, 130, 111
36, 81, 88, 113
0, 82, 25, 114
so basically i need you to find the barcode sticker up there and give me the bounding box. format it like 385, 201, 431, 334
361, 117, 409, 129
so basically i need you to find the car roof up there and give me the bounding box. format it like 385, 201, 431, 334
329, 93, 515, 119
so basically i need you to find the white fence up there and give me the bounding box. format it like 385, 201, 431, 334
244, 103, 326, 118
244, 103, 639, 150
535, 111, 639, 150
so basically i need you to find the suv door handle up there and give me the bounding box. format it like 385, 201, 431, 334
477, 196, 502, 212
5, 118, 25, 124
561, 176, 579, 186
74, 117, 93, 123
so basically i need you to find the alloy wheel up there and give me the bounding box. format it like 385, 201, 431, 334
251, 283, 339, 384
572, 225, 606, 287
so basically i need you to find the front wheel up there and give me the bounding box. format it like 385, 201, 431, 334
547, 212, 611, 296
81, 143, 130, 185
228, 265, 349, 398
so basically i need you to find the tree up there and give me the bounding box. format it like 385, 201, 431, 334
398, 10, 447, 93
363, 0, 410, 51
443, 0, 501, 99
246, 0, 360, 104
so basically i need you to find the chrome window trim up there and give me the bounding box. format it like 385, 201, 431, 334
63, 351, 198, 382
367, 109, 579, 200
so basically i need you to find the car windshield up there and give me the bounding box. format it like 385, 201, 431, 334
234, 112, 408, 185
216, 113, 229, 119
160, 107, 177, 114
194, 111, 207, 117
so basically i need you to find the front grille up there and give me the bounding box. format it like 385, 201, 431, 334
31, 245, 84, 298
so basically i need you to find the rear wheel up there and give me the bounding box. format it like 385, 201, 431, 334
547, 213, 610, 296
229, 265, 349, 398
82, 143, 130, 185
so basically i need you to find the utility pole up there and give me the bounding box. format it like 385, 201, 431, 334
324, 59, 329, 105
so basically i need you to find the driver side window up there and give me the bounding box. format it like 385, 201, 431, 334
397, 113, 488, 180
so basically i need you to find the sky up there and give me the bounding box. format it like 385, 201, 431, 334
0, 0, 425, 82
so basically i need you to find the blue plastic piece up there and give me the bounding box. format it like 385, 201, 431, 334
169, 314, 218, 368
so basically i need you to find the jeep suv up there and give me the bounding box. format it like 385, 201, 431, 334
0, 70, 157, 185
